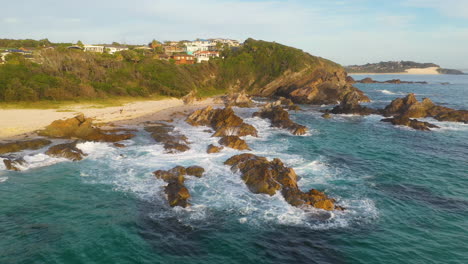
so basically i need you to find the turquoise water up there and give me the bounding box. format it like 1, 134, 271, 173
1, 74, 467, 263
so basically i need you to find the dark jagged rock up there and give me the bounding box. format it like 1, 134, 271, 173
45, 142, 86, 161
3, 158, 26, 171
186, 166, 205, 177
145, 123, 190, 153
39, 114, 135, 142
219, 136, 250, 150
153, 165, 205, 208
224, 154, 341, 211
381, 93, 468, 123
0, 139, 52, 155
207, 144, 223, 153
113, 143, 125, 148
321, 112, 332, 119
253, 104, 308, 135
381, 116, 439, 131
186, 106, 258, 137
330, 91, 377, 115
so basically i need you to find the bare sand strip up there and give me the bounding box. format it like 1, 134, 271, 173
0, 98, 218, 140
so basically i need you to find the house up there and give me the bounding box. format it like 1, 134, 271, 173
171, 54, 195, 65
193, 50, 220, 63
83, 45, 104, 53
184, 39, 216, 54
158, 54, 170, 61
163, 45, 185, 54
209, 38, 241, 48
105, 46, 128, 54
1, 49, 33, 63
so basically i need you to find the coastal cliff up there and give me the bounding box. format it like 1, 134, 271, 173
0, 38, 368, 105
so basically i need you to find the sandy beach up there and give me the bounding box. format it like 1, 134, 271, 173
351, 67, 441, 75
0, 98, 219, 141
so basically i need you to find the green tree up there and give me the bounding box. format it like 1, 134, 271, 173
76, 40, 84, 48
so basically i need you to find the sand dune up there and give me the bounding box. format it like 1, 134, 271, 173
404, 67, 440, 75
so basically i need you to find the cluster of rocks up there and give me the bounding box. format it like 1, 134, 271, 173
153, 166, 205, 207
222, 91, 254, 108
186, 106, 258, 151
225, 154, 342, 211
355, 77, 428, 84
39, 114, 135, 142
325, 92, 467, 130
0, 139, 52, 155
253, 104, 308, 135
145, 123, 190, 153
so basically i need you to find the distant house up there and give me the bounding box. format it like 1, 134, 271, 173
105, 46, 128, 54
158, 54, 170, 61
171, 54, 195, 65
163, 45, 185, 54
184, 39, 216, 54
210, 38, 241, 47
1, 49, 33, 63
193, 50, 219, 63
83, 45, 104, 53
67, 46, 83, 50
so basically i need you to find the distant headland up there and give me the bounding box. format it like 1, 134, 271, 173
345, 61, 465, 75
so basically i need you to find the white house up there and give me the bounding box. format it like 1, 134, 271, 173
184, 39, 216, 54
83, 45, 104, 53
105, 46, 128, 54
193, 50, 220, 63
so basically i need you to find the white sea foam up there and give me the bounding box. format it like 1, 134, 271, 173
377, 89, 399, 95
0, 176, 8, 183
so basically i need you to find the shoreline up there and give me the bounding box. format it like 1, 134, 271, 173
0, 97, 220, 142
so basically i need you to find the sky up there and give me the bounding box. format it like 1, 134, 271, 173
2, 0, 468, 68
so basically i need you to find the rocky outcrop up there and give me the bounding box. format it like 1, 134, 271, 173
39, 114, 135, 142
356, 78, 428, 84
224, 154, 342, 211
0, 139, 52, 155
329, 90, 377, 115
186, 106, 258, 137
381, 93, 468, 123
186, 166, 205, 177
207, 144, 223, 153
219, 136, 250, 150
222, 91, 254, 108
261, 68, 370, 105
153, 165, 205, 208
253, 105, 308, 135
145, 123, 190, 153
3, 158, 26, 171
381, 116, 439, 131
182, 90, 198, 104
45, 142, 86, 161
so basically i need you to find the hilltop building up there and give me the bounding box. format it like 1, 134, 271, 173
193, 50, 220, 63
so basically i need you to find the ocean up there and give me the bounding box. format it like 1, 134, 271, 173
1, 74, 467, 264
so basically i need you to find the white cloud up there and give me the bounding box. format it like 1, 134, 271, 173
3, 17, 20, 24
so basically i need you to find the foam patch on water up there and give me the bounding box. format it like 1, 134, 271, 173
72, 108, 378, 230
377, 89, 401, 95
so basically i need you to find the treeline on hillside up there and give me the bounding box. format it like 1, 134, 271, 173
0, 38, 67, 49
345, 61, 440, 73
0, 38, 343, 102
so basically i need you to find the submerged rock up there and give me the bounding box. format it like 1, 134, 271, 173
0, 139, 52, 155
381, 116, 439, 131
207, 144, 223, 153
153, 165, 205, 208
224, 154, 342, 211
330, 91, 376, 115
253, 105, 308, 135
39, 114, 135, 142
45, 142, 86, 161
219, 136, 250, 150
3, 158, 26, 171
145, 123, 190, 153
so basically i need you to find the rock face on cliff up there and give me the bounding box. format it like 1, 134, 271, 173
39, 114, 135, 142
253, 104, 308, 135
221, 39, 369, 105
224, 154, 342, 211
222, 91, 254, 108
330, 90, 377, 115
0, 139, 52, 155
381, 93, 468, 123
153, 165, 205, 208
145, 123, 190, 153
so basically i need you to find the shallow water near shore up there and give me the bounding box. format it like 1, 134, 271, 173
1, 74, 467, 263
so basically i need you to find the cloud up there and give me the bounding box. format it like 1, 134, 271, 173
3, 17, 20, 24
